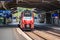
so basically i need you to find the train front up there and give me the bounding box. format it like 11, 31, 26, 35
20, 10, 34, 30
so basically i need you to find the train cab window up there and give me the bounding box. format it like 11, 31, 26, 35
24, 10, 32, 17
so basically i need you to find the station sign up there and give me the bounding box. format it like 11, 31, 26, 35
52, 13, 58, 17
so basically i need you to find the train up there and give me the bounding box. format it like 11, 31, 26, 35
19, 10, 34, 30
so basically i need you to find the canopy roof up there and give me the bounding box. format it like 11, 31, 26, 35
0, 0, 60, 11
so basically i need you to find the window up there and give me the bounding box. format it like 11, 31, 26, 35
24, 10, 32, 17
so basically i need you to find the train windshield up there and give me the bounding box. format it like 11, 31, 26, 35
24, 10, 32, 17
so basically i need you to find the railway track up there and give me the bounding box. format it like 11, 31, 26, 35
45, 31, 60, 37
24, 29, 60, 40
25, 31, 45, 40
35, 26, 60, 34
47, 27, 60, 34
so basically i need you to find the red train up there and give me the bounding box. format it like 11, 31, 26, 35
19, 10, 34, 30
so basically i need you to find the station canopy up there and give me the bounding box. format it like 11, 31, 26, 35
0, 0, 60, 11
